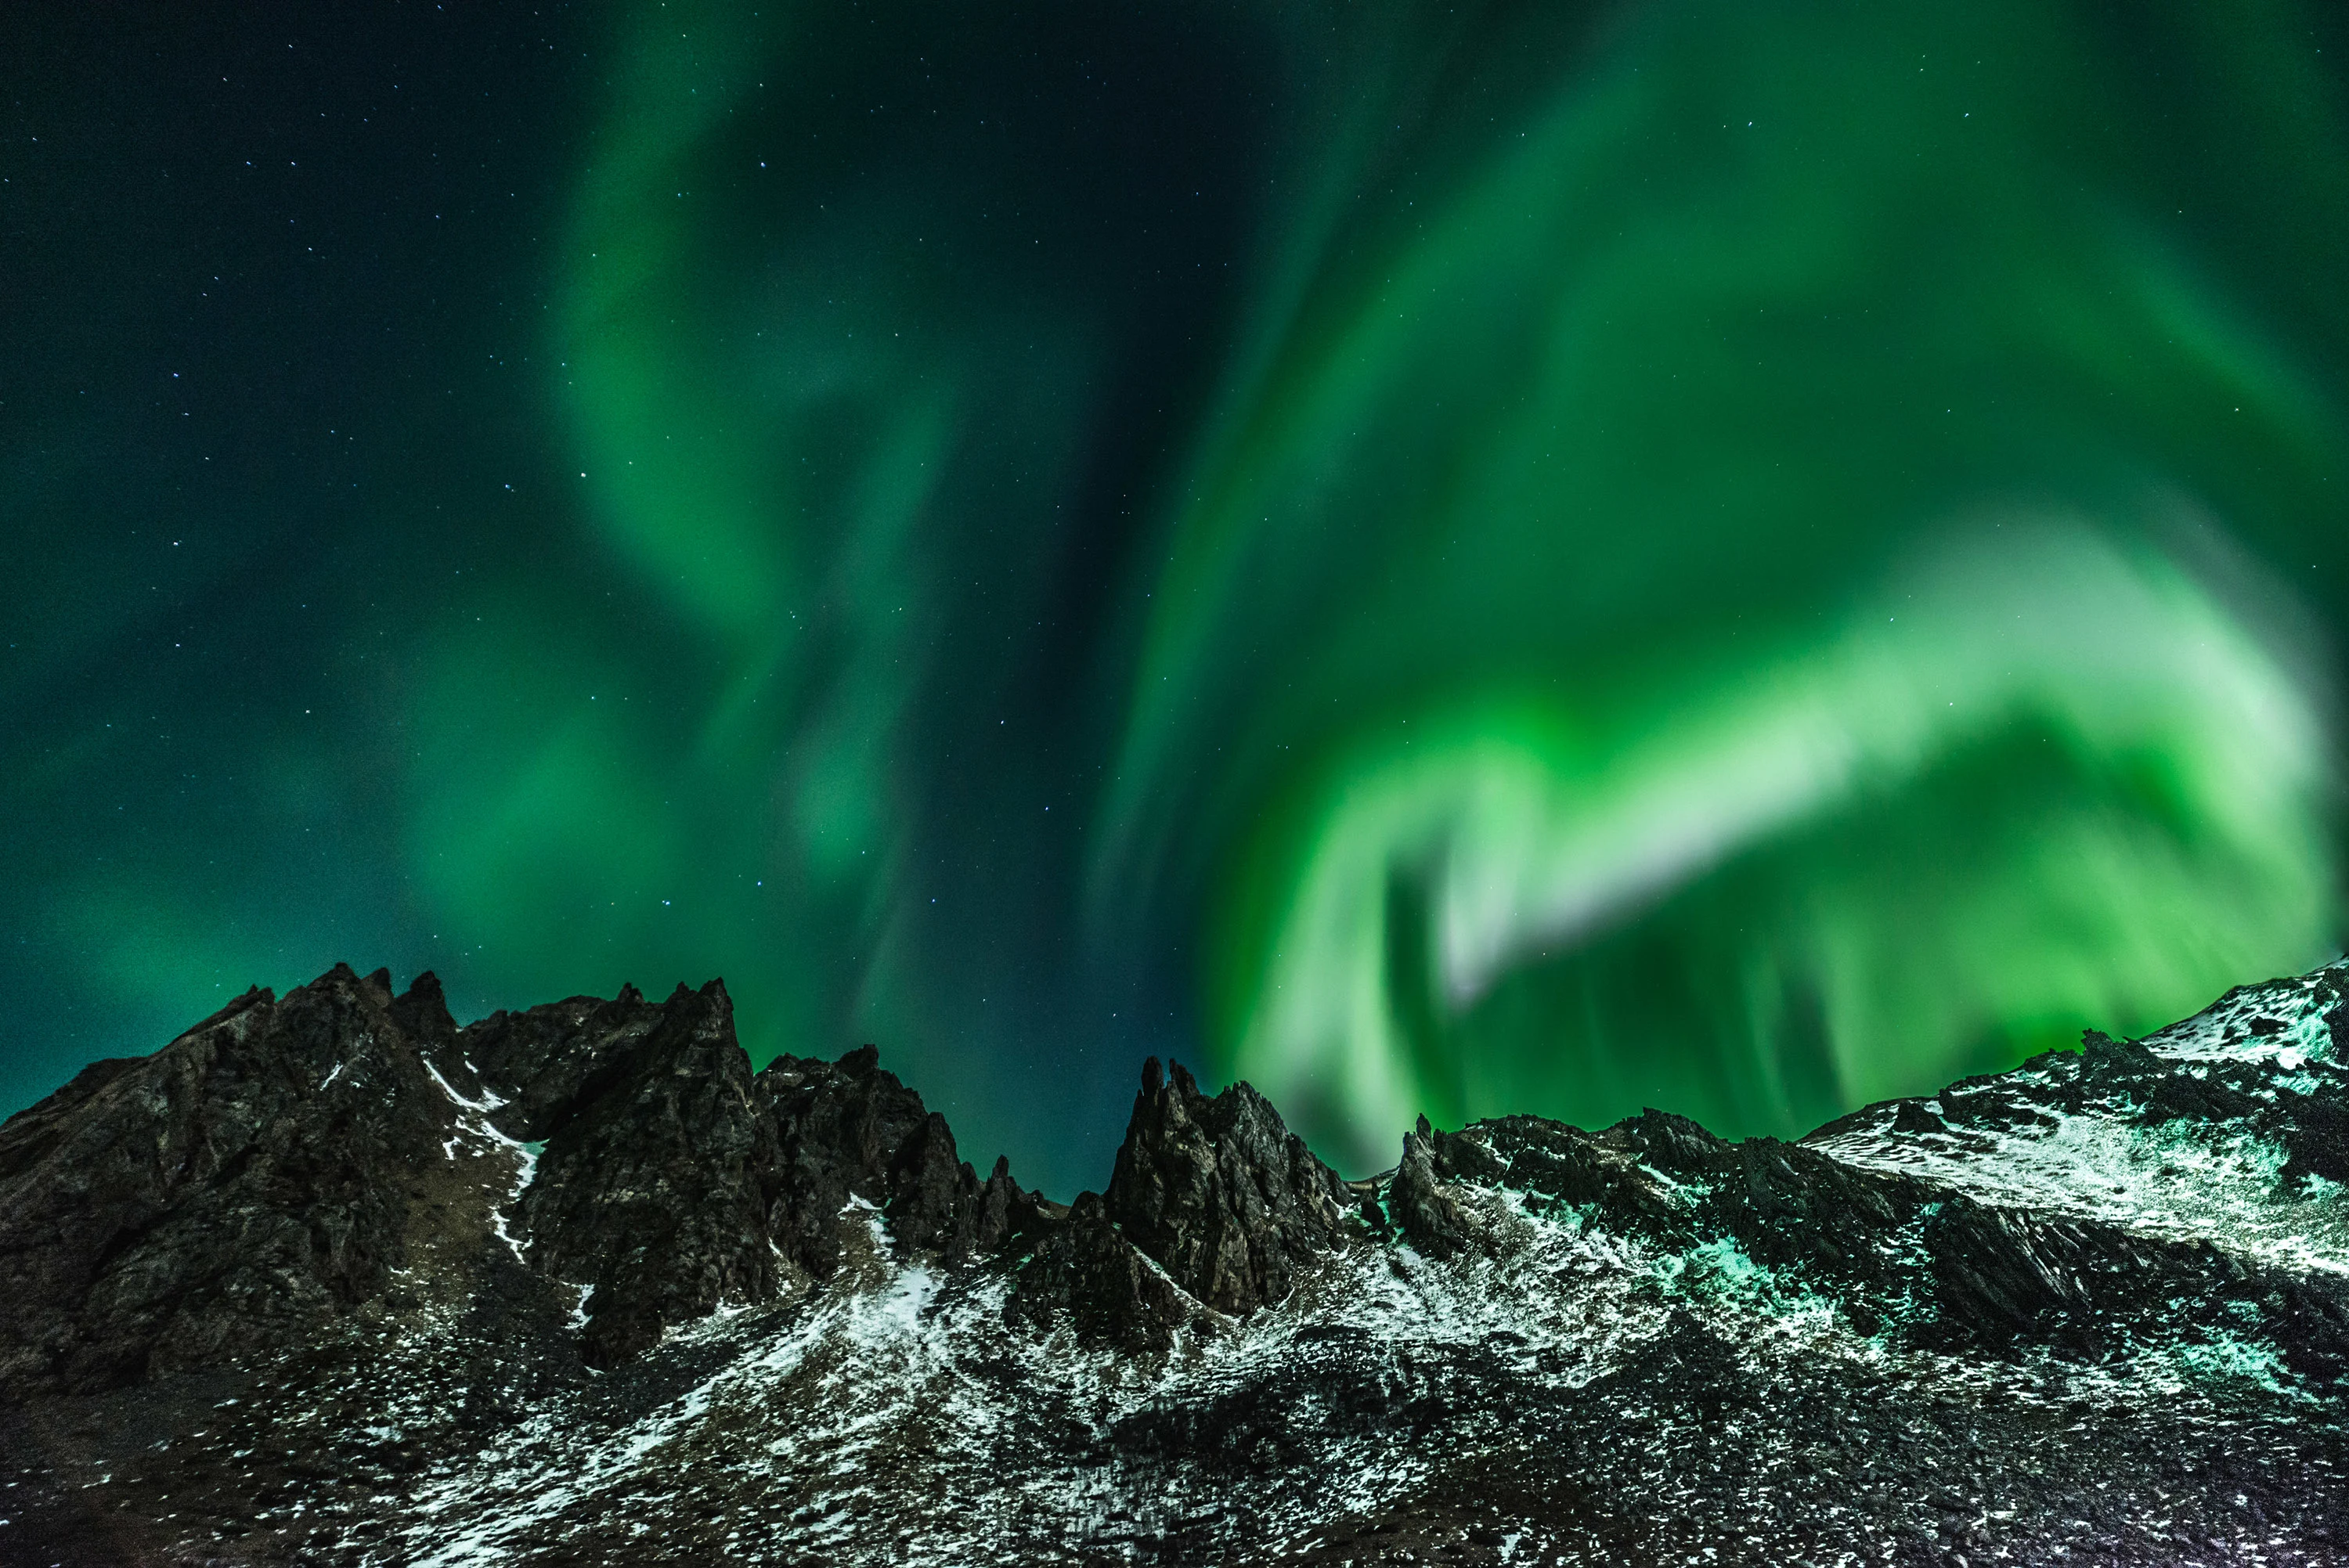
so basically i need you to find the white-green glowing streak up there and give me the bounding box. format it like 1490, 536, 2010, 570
1236, 521, 2332, 1165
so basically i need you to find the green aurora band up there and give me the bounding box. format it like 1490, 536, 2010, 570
400, 0, 2349, 1179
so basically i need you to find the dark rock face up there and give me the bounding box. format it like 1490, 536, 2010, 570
6, 960, 2349, 1565
758, 1040, 1041, 1278
455, 981, 662, 1137
1387, 1115, 1474, 1254
1008, 1188, 1201, 1353
1104, 1056, 1366, 1313
1008, 1055, 1374, 1349
0, 966, 464, 1393
515, 981, 785, 1367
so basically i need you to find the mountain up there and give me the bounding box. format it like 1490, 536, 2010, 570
3, 963, 2347, 1565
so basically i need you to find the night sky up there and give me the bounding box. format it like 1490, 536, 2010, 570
7, 1, 2349, 1195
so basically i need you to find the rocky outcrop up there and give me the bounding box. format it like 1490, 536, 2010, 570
0, 965, 470, 1392
1006, 1189, 1200, 1353
511, 981, 785, 1367
1104, 1057, 1368, 1312
453, 981, 666, 1140
1009, 1056, 1372, 1348
758, 1042, 1044, 1278
1387, 1116, 1474, 1255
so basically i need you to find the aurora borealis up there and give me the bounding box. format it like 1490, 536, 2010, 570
6, 1, 2349, 1191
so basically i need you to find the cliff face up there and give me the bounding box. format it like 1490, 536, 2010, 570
4, 963, 2349, 1564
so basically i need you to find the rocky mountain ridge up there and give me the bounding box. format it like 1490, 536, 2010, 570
3, 961, 2348, 1563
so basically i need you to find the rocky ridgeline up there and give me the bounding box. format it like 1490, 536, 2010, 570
3, 963, 2349, 1564
0, 965, 1383, 1395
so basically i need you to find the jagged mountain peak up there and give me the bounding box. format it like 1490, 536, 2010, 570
1104, 1054, 1373, 1315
